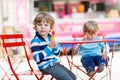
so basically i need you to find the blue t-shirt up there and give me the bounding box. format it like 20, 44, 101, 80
78, 36, 105, 57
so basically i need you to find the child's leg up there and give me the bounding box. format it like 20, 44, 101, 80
41, 63, 76, 80
93, 56, 108, 73
60, 64, 76, 80
94, 56, 108, 66
81, 56, 95, 75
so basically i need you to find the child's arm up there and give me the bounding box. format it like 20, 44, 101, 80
101, 52, 108, 61
103, 43, 110, 53
48, 38, 61, 56
74, 37, 85, 54
101, 43, 110, 61
74, 44, 81, 54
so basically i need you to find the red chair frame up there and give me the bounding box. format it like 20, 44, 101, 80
0, 34, 45, 80
59, 40, 115, 80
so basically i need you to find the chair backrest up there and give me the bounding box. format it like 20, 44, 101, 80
1, 34, 25, 48
72, 33, 106, 41
0, 34, 33, 79
0, 33, 33, 63
0, 34, 28, 57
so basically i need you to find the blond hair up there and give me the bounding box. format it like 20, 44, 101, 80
83, 21, 99, 34
33, 12, 55, 30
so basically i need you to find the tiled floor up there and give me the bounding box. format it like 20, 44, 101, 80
0, 51, 120, 80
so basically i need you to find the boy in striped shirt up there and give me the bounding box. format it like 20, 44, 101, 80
30, 12, 76, 80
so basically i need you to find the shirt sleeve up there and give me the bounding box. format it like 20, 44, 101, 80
30, 38, 52, 63
52, 44, 61, 56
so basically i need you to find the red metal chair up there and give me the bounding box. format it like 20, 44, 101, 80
0, 34, 53, 80
59, 33, 115, 80
0, 35, 12, 80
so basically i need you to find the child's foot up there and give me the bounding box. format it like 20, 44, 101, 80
88, 71, 95, 77
87, 67, 95, 77
98, 63, 105, 73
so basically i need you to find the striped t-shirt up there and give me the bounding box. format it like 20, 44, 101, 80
30, 32, 60, 70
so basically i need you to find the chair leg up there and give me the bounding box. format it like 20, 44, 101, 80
7, 56, 19, 80
39, 75, 44, 80
0, 65, 10, 80
50, 77, 54, 80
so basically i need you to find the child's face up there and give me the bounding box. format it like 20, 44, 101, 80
85, 32, 97, 40
36, 20, 51, 37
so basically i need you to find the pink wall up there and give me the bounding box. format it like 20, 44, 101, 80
54, 20, 120, 38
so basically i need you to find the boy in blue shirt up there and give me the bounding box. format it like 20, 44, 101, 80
30, 12, 76, 80
75, 21, 109, 76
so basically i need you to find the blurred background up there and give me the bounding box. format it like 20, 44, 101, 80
0, 0, 120, 56
0, 1, 120, 80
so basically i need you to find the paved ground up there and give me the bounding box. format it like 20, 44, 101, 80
0, 51, 120, 80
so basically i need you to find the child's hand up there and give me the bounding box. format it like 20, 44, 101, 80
101, 53, 108, 61
48, 40, 57, 49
